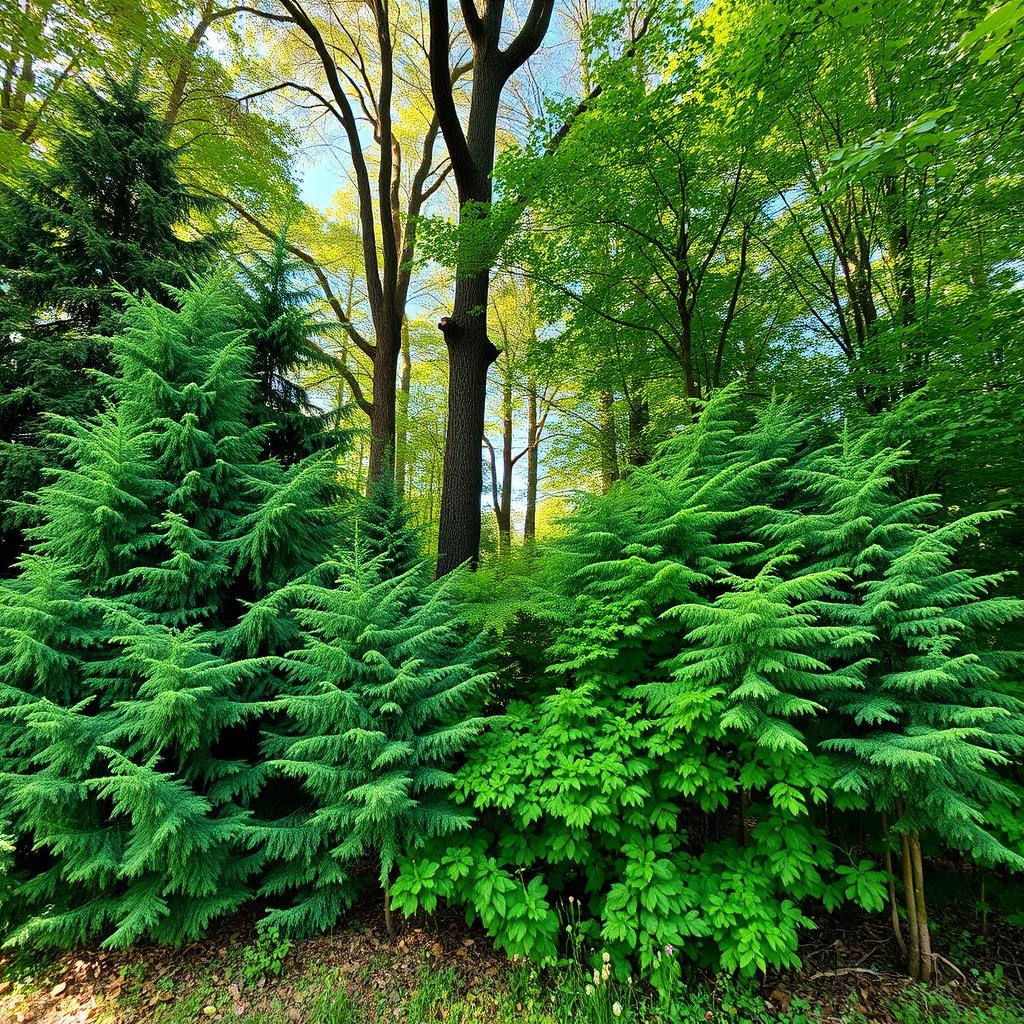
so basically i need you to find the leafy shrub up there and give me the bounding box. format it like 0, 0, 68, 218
395, 391, 1023, 984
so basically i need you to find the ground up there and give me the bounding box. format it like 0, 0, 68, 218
2, 899, 1022, 1024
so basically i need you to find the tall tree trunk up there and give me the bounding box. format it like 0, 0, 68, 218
524, 378, 539, 543
495, 365, 513, 555
599, 390, 619, 492
367, 318, 401, 490
436, 273, 498, 574
625, 391, 650, 468
428, 0, 554, 575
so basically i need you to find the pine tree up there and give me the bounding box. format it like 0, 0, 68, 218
349, 468, 422, 578
0, 69, 219, 567
0, 279, 340, 946
234, 231, 348, 466
756, 414, 1024, 981
254, 545, 493, 937
823, 509, 1024, 981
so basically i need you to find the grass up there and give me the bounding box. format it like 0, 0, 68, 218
2, 921, 1023, 1024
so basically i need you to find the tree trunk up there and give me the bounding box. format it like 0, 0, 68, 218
625, 391, 650, 468
436, 275, 498, 575
524, 379, 538, 543
599, 390, 619, 492
496, 365, 513, 555
383, 876, 394, 939
909, 831, 932, 982
882, 812, 907, 959
368, 318, 401, 489
900, 829, 921, 980
427, 0, 553, 573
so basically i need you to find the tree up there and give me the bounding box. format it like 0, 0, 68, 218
0, 280, 339, 946
0, 70, 218, 566
238, 0, 462, 488
255, 545, 493, 936
235, 230, 349, 465
427, 0, 555, 574
349, 468, 423, 578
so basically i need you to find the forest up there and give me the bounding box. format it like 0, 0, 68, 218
1, 0, 1023, 1022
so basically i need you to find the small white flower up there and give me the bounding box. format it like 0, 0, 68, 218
602, 963, 611, 981
585, 984, 594, 997
613, 1002, 623, 1018
602, 951, 611, 964
593, 968, 601, 987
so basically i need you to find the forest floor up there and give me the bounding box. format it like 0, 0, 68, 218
2, 897, 1023, 1024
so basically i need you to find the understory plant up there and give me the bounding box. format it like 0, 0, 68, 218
393, 391, 1024, 984
0, 279, 339, 945
251, 529, 494, 936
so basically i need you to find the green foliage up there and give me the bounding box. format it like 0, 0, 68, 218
252, 546, 493, 935
0, 279, 339, 947
240, 922, 292, 987
349, 469, 423, 579
0, 69, 219, 566
234, 230, 349, 466
395, 391, 1023, 983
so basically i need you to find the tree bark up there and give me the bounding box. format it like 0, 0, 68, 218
625, 391, 650, 468
909, 831, 932, 982
368, 316, 401, 488
599, 390, 619, 492
881, 812, 907, 960
436, 302, 498, 574
900, 829, 921, 981
395, 316, 412, 497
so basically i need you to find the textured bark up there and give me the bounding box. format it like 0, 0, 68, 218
368, 316, 401, 488
599, 390, 619, 492
437, 305, 497, 574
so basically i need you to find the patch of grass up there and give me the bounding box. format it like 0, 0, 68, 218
309, 973, 359, 1024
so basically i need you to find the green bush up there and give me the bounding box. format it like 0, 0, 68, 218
0, 280, 339, 946
395, 391, 1023, 983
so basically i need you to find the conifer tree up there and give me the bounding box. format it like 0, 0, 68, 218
0, 69, 218, 566
254, 546, 492, 937
349, 468, 423, 579
234, 232, 348, 466
0, 279, 339, 946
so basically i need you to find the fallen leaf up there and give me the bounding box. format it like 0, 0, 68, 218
51, 981, 68, 997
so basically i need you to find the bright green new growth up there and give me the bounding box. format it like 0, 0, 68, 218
0, 279, 339, 947
253, 545, 493, 936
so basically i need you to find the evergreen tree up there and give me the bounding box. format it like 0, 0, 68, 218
254, 546, 492, 937
234, 231, 348, 466
349, 467, 422, 578
760, 422, 1024, 981
0, 279, 339, 946
0, 69, 218, 567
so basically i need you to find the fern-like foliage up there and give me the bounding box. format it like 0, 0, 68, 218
0, 279, 340, 946
253, 544, 493, 935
